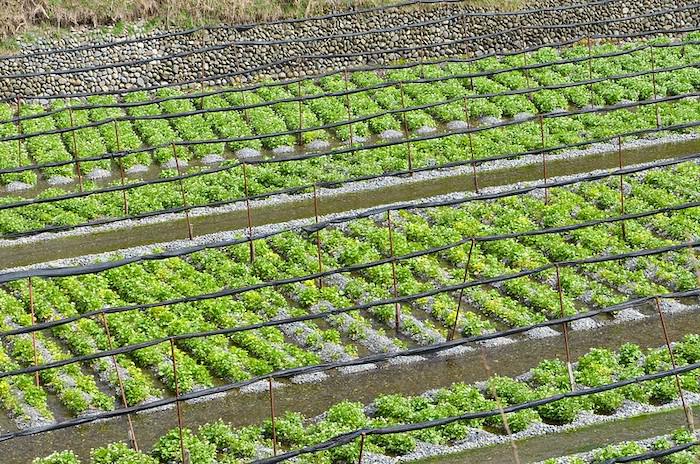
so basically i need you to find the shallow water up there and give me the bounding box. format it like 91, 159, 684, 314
1, 303, 697, 463
2, 137, 698, 269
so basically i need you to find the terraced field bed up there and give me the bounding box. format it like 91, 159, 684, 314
0, 34, 698, 238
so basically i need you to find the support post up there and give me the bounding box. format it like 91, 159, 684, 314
655, 297, 695, 433
649, 45, 661, 129
27, 277, 40, 387
357, 432, 366, 464
113, 121, 129, 216
462, 97, 479, 193
268, 377, 278, 456
242, 162, 255, 262
387, 210, 400, 335
398, 82, 414, 176
68, 106, 84, 192
313, 184, 323, 288
343, 70, 356, 149
479, 345, 522, 464
587, 36, 593, 97
617, 136, 626, 241
169, 339, 187, 464
555, 265, 575, 390
14, 98, 22, 168
100, 313, 139, 451
539, 115, 548, 205
172, 144, 193, 241
450, 238, 475, 341
297, 80, 304, 146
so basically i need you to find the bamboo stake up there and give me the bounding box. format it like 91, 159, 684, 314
654, 297, 695, 433
555, 265, 575, 390
27, 277, 40, 387
479, 345, 522, 464
449, 238, 475, 341
172, 145, 193, 241
387, 210, 400, 335
268, 377, 278, 456
462, 97, 479, 193
68, 106, 84, 192
100, 313, 139, 451
398, 83, 414, 176
313, 184, 323, 288
242, 162, 255, 262
113, 121, 129, 216
169, 339, 187, 464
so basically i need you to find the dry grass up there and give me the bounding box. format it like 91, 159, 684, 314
0, 0, 526, 44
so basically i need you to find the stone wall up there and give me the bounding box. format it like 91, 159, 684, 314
0, 0, 697, 99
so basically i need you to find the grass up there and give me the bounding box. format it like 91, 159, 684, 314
0, 0, 527, 49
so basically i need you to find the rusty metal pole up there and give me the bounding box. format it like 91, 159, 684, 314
462, 97, 479, 193
555, 265, 575, 390
242, 162, 255, 262
68, 106, 84, 192
479, 345, 522, 464
14, 97, 22, 168
242, 92, 250, 125
450, 238, 476, 341
587, 36, 593, 98
399, 83, 414, 176
357, 432, 366, 463
113, 121, 129, 216
172, 144, 193, 241
539, 115, 548, 205
655, 297, 695, 432
617, 137, 627, 241
313, 184, 324, 288
99, 313, 139, 451
387, 210, 401, 335
27, 277, 40, 387
169, 338, 187, 464
268, 377, 278, 456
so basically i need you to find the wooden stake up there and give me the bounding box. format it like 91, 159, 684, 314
100, 313, 139, 451
387, 210, 400, 335
297, 81, 304, 146
27, 277, 40, 387
68, 106, 84, 192
172, 144, 193, 240
649, 45, 661, 129
539, 115, 548, 205
398, 83, 414, 176
655, 297, 695, 433
14, 98, 22, 168
268, 377, 278, 456
113, 121, 129, 216
555, 265, 575, 391
313, 184, 323, 288
617, 137, 626, 241
479, 345, 522, 464
450, 238, 475, 341
242, 162, 255, 262
343, 70, 356, 148
462, 97, 479, 193
169, 339, 187, 464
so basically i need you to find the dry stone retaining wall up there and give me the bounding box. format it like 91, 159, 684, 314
0, 0, 698, 99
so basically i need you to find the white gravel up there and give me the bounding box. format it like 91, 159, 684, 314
201, 154, 225, 165
446, 120, 469, 131
46, 175, 73, 185
126, 164, 148, 175
525, 326, 560, 339
86, 168, 112, 180
290, 371, 329, 384
240, 379, 284, 394
161, 157, 188, 169
4, 181, 32, 192
570, 317, 599, 331
380, 129, 405, 140
613, 308, 647, 322
306, 139, 331, 151
235, 148, 262, 159
272, 145, 295, 155
415, 126, 438, 135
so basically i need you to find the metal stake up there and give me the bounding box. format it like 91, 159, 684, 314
14, 98, 22, 168
655, 297, 694, 432
27, 277, 40, 387
357, 432, 366, 463
462, 97, 479, 193
169, 339, 187, 464
172, 145, 193, 241
242, 162, 255, 262
268, 377, 278, 456
343, 70, 356, 148
100, 313, 139, 451
297, 81, 304, 146
68, 106, 84, 192
479, 345, 522, 464
387, 210, 400, 335
450, 238, 475, 341
555, 265, 575, 390
113, 121, 129, 216
649, 46, 661, 128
